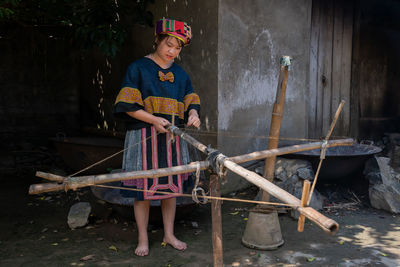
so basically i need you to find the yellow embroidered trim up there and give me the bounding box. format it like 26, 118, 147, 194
143, 96, 185, 119
184, 93, 200, 111
115, 87, 144, 106
158, 71, 175, 82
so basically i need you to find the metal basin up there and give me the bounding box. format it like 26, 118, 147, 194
281, 143, 382, 182
50, 136, 124, 175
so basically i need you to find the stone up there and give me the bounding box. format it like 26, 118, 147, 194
384, 133, 400, 172
255, 157, 325, 218
366, 157, 400, 214
67, 202, 92, 229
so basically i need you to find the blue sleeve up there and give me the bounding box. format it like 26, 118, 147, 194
114, 63, 144, 117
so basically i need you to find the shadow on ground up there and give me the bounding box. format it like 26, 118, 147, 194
1, 172, 399, 267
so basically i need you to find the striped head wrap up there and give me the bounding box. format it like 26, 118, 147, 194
156, 19, 192, 46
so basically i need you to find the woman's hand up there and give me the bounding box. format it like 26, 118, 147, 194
187, 109, 200, 129
151, 116, 170, 133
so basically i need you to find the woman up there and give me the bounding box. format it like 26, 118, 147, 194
114, 18, 200, 256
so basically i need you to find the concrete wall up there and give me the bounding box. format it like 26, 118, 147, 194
218, 0, 312, 193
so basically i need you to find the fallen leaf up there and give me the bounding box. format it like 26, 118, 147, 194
62, 238, 69, 242
51, 243, 58, 246
39, 196, 45, 200
161, 242, 167, 247
243, 218, 248, 221
194, 230, 202, 236
41, 228, 48, 233
307, 257, 315, 262
230, 211, 239, 215
151, 230, 158, 233
380, 252, 388, 257
108, 245, 118, 252
339, 240, 344, 245
80, 254, 95, 261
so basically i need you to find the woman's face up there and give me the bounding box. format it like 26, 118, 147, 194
155, 36, 182, 63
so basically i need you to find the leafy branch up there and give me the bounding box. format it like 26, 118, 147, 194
0, 0, 154, 57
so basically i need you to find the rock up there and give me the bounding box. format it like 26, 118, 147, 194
67, 202, 92, 229
366, 157, 400, 214
384, 133, 400, 171
275, 158, 312, 180
256, 157, 325, 218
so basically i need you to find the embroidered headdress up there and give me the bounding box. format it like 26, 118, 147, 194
156, 19, 192, 46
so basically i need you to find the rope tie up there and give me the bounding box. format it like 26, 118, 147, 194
320, 140, 328, 159
216, 154, 228, 184
191, 162, 208, 204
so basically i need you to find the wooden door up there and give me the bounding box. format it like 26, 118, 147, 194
308, 0, 354, 138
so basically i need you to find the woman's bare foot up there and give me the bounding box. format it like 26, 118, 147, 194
163, 235, 187, 251
135, 240, 149, 256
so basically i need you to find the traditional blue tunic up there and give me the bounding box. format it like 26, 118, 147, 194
114, 57, 200, 130
114, 57, 200, 200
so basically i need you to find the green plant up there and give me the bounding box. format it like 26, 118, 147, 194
0, 0, 154, 57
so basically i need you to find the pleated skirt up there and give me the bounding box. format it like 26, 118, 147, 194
120, 126, 192, 200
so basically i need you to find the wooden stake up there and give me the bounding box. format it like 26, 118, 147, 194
210, 173, 223, 267
297, 180, 311, 232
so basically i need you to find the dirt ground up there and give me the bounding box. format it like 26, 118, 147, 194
1, 173, 400, 267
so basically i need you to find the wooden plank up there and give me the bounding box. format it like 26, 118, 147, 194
321, 0, 334, 135
308, 0, 321, 138
309, 0, 321, 138
331, 0, 345, 135
340, 0, 354, 136
350, 0, 361, 138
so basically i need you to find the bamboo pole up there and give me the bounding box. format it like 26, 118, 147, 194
262, 56, 291, 201
169, 128, 339, 234
307, 100, 345, 205
222, 160, 338, 234
29, 139, 353, 195
210, 173, 223, 267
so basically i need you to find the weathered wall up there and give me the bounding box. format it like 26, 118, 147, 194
218, 0, 312, 193
0, 27, 80, 149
